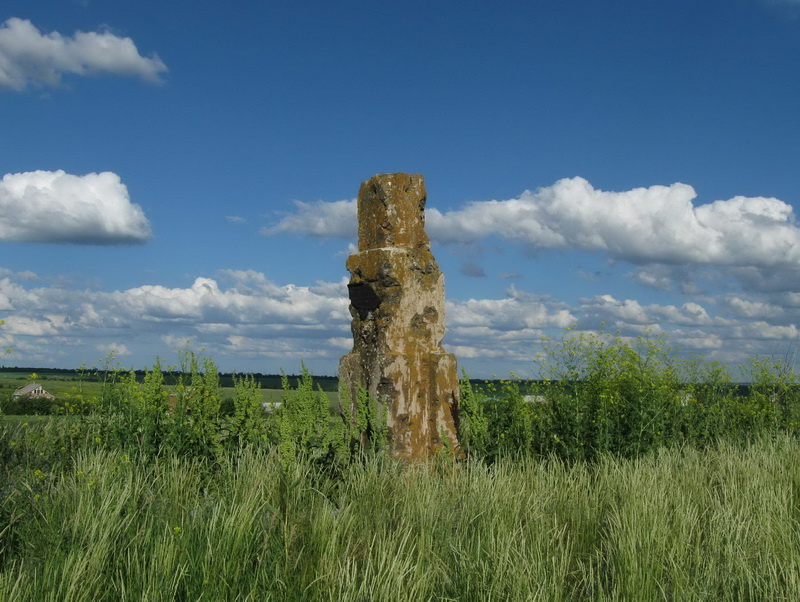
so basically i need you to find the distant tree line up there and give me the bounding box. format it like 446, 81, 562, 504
0, 366, 340, 392
0, 366, 780, 397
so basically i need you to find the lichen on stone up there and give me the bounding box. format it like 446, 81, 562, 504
339, 173, 460, 460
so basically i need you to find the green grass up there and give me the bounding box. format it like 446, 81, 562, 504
2, 436, 800, 600
3, 335, 800, 599
0, 415, 71, 442
0, 415, 51, 423
0, 374, 103, 398
1, 415, 75, 425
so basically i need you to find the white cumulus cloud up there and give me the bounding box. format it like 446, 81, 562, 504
112, 276, 349, 325
96, 343, 131, 357
0, 17, 167, 90
442, 287, 577, 366
725, 297, 785, 320
0, 170, 152, 244
2, 265, 799, 376
579, 295, 717, 329
427, 177, 800, 268
270, 177, 800, 271
263, 198, 357, 238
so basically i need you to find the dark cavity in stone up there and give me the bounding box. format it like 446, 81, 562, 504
348, 283, 381, 318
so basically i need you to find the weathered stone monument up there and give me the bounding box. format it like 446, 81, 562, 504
339, 173, 460, 460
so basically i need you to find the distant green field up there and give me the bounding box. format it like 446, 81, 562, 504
0, 370, 102, 398
0, 383, 337, 405
1, 374, 339, 414
0, 369, 340, 403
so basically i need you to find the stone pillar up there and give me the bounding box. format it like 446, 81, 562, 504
339, 173, 460, 460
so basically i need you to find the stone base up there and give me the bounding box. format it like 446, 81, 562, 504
340, 350, 460, 460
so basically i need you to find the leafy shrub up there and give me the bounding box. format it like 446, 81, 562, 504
223, 373, 272, 448
462, 331, 800, 462
1, 395, 60, 415
338, 381, 389, 455
86, 352, 277, 460
5, 331, 798, 469
277, 365, 349, 467
457, 369, 489, 456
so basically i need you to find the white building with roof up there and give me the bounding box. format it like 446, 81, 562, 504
12, 383, 55, 401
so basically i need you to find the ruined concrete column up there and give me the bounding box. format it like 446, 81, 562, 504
339, 173, 460, 460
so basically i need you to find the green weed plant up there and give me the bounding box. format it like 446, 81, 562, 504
462, 331, 800, 462
277, 365, 349, 468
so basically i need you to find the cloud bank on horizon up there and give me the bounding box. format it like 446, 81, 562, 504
0, 171, 152, 244
0, 17, 166, 90
2, 264, 797, 376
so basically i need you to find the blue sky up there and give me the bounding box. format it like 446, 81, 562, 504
2, 0, 800, 377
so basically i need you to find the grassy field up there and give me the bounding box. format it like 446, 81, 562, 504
0, 370, 97, 397
0, 368, 338, 414
0, 414, 64, 426
3, 336, 800, 599
2, 434, 799, 600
